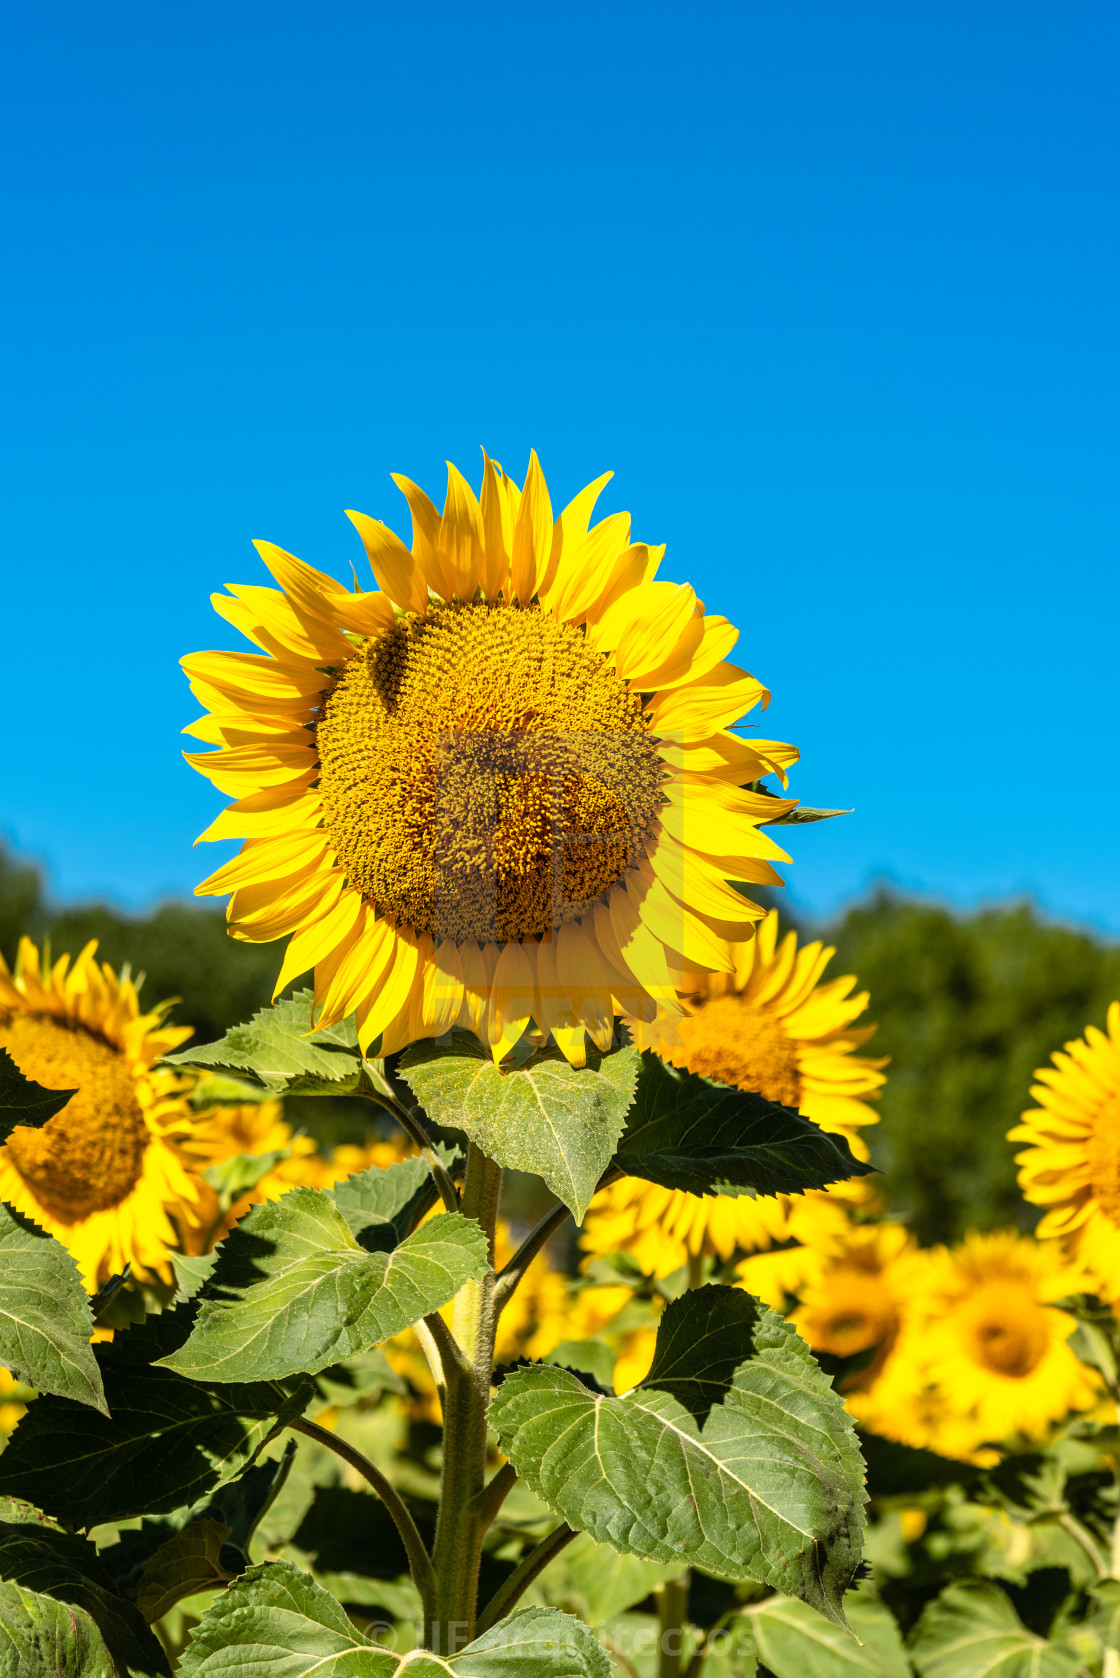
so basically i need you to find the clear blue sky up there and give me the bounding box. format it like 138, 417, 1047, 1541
3, 1, 1118, 931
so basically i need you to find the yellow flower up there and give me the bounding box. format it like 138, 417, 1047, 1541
0, 939, 215, 1289
183, 453, 798, 1067
911, 1232, 1097, 1448
580, 910, 885, 1276
186, 1100, 412, 1236
1008, 1002, 1120, 1299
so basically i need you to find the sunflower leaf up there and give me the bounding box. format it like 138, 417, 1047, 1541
134, 1519, 236, 1624
612, 1052, 874, 1197
329, 1150, 454, 1245
0, 1201, 107, 1413
0, 1308, 311, 1527
162, 989, 364, 1096
750, 1590, 910, 1678
399, 1034, 640, 1219
491, 1285, 866, 1631
0, 1046, 76, 1142
0, 1516, 170, 1675
0, 1579, 119, 1678
177, 1561, 610, 1678
911, 1580, 1083, 1678
155, 1189, 488, 1383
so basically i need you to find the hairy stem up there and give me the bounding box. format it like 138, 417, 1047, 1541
468, 1461, 519, 1533
475, 1523, 577, 1635
290, 1416, 434, 1610
425, 1144, 503, 1653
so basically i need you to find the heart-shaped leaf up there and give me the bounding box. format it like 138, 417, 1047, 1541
492, 1285, 866, 1629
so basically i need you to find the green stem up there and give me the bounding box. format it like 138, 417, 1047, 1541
475, 1523, 577, 1635
424, 1143, 503, 1653
1059, 1511, 1107, 1579
657, 1573, 690, 1678
356, 1076, 460, 1214
290, 1416, 434, 1611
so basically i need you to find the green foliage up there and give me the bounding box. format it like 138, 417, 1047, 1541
614, 1052, 875, 1197
164, 990, 366, 1097
830, 891, 1120, 1242
909, 1580, 1084, 1678
749, 1591, 910, 1678
133, 1520, 236, 1624
159, 1192, 488, 1382
492, 1287, 866, 1628
178, 1563, 610, 1678
0, 1577, 120, 1678
0, 1200, 107, 1412
400, 1036, 640, 1219
0, 1311, 311, 1526
0, 1511, 170, 1674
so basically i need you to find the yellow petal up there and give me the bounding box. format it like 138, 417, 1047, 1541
345, 509, 428, 614
510, 449, 553, 603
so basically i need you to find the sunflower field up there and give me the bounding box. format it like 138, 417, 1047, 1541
3, 455, 1120, 1678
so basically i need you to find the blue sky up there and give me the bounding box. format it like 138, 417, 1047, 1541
3, 1, 1118, 931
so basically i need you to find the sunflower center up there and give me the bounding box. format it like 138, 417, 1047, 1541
1085, 1095, 1120, 1228
0, 1014, 150, 1222
961, 1282, 1050, 1378
676, 994, 802, 1106
805, 1269, 899, 1360
316, 602, 665, 943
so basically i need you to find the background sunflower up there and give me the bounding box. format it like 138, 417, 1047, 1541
0, 937, 215, 1288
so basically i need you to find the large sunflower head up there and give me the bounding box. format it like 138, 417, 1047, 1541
183, 453, 799, 1067
0, 938, 215, 1288
1008, 1002, 1120, 1300
914, 1231, 1096, 1447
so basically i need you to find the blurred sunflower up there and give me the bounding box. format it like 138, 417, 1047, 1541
580, 910, 885, 1277
185, 1100, 412, 1237
1008, 1003, 1120, 1299
183, 453, 798, 1068
916, 1232, 1095, 1448
0, 939, 214, 1289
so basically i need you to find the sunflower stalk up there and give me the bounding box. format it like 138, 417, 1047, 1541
424, 1142, 503, 1653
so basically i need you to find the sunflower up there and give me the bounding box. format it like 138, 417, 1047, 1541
186, 1100, 413, 1237
913, 1232, 1096, 1447
579, 909, 885, 1276
1008, 1003, 1120, 1300
183, 453, 798, 1067
0, 939, 215, 1289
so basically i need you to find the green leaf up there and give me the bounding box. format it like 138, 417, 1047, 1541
613, 1053, 874, 1198
163, 990, 364, 1096
157, 1190, 488, 1382
492, 1285, 866, 1629
0, 1310, 310, 1528
0, 1578, 117, 1677
0, 1516, 170, 1675
330, 1152, 457, 1248
543, 1340, 618, 1391
176, 1559, 399, 1676
0, 1047, 77, 1144
537, 1531, 682, 1623
0, 1201, 106, 1413
178, 1561, 610, 1677
400, 1034, 640, 1219
205, 1149, 290, 1213
751, 1593, 911, 1678
135, 1519, 235, 1624
910, 1581, 1084, 1678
